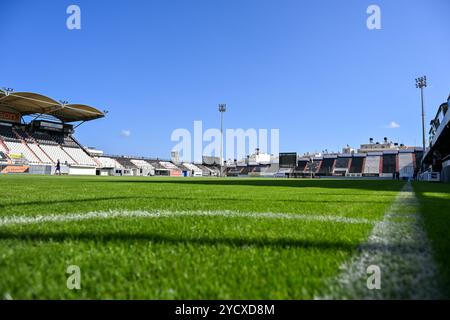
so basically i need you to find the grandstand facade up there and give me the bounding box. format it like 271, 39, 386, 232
1, 88, 445, 181
0, 90, 104, 175
422, 94, 450, 182
274, 148, 422, 179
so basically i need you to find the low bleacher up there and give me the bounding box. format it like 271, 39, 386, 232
131, 159, 154, 168
363, 155, 381, 175
295, 160, 308, 172
275, 167, 293, 177
382, 154, 397, 174
261, 163, 279, 176
334, 157, 350, 170
203, 164, 220, 176
317, 158, 335, 176
227, 167, 244, 176
160, 161, 178, 169
145, 160, 170, 176
333, 157, 350, 175
146, 160, 165, 169
349, 156, 364, 174
398, 152, 414, 178
160, 161, 182, 176
182, 162, 203, 176
97, 156, 123, 168
114, 157, 138, 168
304, 160, 321, 173
195, 164, 215, 176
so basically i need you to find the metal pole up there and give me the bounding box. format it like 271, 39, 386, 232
420, 86, 426, 153
415, 76, 427, 168
218, 104, 226, 177
220, 110, 223, 177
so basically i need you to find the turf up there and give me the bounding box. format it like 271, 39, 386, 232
413, 182, 450, 297
0, 175, 406, 299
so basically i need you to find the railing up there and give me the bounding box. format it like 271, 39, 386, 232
419, 171, 440, 182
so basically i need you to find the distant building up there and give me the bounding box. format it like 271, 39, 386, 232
358, 137, 407, 153
247, 148, 271, 165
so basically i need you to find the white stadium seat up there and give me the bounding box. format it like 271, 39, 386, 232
28, 143, 53, 164
130, 159, 154, 169
63, 147, 97, 166
363, 155, 381, 174
4, 141, 40, 163
40, 144, 76, 165
399, 153, 414, 178
97, 157, 123, 168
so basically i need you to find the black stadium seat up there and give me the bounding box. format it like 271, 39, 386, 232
382, 154, 397, 174
349, 157, 364, 174
317, 158, 335, 176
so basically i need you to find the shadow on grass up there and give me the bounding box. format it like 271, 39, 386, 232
84, 177, 406, 192
0, 230, 359, 252
0, 194, 392, 209
413, 181, 450, 298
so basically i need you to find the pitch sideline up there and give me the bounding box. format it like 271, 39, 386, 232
0, 209, 380, 227
318, 182, 442, 299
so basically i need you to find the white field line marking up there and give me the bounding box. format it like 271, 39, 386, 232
318, 182, 442, 299
0, 210, 380, 227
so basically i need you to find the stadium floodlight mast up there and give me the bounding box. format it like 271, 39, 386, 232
2, 87, 14, 95
218, 104, 226, 177
415, 76, 427, 156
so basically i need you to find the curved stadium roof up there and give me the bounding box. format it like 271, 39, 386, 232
0, 90, 105, 123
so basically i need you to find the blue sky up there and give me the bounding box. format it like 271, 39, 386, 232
1, 0, 449, 159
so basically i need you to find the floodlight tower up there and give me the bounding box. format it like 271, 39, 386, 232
415, 76, 427, 155
218, 104, 226, 177
2, 87, 14, 95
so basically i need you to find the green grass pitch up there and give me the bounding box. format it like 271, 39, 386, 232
0, 175, 448, 299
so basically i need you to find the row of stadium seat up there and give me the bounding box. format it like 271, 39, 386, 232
93, 155, 221, 177
0, 123, 98, 166
63, 147, 97, 166
0, 124, 20, 142
97, 156, 123, 168
276, 152, 420, 178
3, 141, 40, 164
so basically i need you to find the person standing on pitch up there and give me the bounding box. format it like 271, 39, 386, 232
56, 159, 61, 175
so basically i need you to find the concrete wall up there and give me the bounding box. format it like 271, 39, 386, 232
69, 166, 96, 176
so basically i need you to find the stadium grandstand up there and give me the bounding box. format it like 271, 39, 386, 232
422, 94, 450, 182
0, 88, 445, 182
317, 155, 336, 176
333, 155, 351, 176
274, 140, 424, 179
181, 162, 203, 177
363, 152, 382, 176
0, 89, 104, 175
348, 154, 365, 177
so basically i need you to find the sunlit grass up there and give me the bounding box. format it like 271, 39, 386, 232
0, 175, 405, 299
